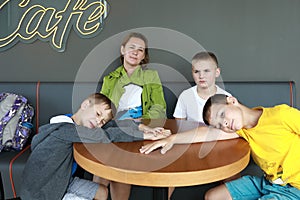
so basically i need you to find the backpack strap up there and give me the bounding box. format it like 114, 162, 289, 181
12, 103, 34, 151
0, 93, 10, 149
0, 93, 27, 151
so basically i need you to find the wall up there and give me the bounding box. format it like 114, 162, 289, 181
0, 0, 299, 107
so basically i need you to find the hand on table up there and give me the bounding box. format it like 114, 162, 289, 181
143, 128, 171, 140
139, 135, 175, 154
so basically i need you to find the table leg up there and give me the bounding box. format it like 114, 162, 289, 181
153, 187, 168, 200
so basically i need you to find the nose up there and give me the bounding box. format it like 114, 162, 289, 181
132, 49, 138, 55
197, 71, 203, 78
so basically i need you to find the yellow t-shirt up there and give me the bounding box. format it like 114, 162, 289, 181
237, 104, 300, 189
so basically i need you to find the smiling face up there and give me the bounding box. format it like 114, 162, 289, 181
192, 59, 220, 90
80, 100, 112, 128
121, 37, 146, 67
209, 102, 243, 133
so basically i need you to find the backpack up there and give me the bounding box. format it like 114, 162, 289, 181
0, 92, 34, 152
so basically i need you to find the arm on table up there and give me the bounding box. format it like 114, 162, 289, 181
139, 123, 171, 140
140, 126, 239, 154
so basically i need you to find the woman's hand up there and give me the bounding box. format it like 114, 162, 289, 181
143, 128, 171, 140
143, 126, 164, 134
138, 123, 171, 140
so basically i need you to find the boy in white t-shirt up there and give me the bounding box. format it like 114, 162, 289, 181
173, 51, 231, 123
147, 52, 236, 199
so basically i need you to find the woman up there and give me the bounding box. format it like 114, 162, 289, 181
100, 32, 166, 119
99, 32, 166, 200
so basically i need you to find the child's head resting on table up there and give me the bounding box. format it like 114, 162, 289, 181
203, 94, 247, 133
72, 93, 117, 129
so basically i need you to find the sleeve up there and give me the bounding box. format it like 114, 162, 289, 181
143, 70, 166, 119
281, 105, 300, 135
100, 68, 125, 108
53, 123, 112, 143
53, 122, 143, 143
100, 75, 111, 97
103, 120, 144, 141
32, 123, 109, 147
103, 119, 139, 129
173, 93, 186, 118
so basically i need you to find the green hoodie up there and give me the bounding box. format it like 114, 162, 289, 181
101, 65, 166, 119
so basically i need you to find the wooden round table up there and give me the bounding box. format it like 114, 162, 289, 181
73, 119, 250, 199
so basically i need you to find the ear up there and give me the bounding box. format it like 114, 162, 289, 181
226, 96, 238, 105
215, 67, 221, 78
120, 45, 125, 55
81, 99, 90, 110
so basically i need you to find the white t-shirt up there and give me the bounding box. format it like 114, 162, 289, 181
173, 85, 231, 123
118, 84, 142, 112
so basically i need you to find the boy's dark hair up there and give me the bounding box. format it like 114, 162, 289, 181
203, 94, 228, 125
120, 32, 149, 65
88, 93, 117, 117
192, 51, 219, 66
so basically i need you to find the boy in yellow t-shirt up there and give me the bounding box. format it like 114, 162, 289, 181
202, 94, 300, 200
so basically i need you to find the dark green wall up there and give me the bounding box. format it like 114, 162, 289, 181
1, 0, 299, 106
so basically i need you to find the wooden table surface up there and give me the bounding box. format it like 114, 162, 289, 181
73, 119, 250, 187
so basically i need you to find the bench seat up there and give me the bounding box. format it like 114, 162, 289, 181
0, 81, 296, 199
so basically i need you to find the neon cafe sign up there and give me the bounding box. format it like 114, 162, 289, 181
0, 0, 109, 52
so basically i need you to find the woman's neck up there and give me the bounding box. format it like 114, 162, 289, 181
123, 63, 139, 77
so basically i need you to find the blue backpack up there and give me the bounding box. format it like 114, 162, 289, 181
0, 93, 34, 151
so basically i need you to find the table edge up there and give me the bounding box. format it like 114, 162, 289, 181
74, 143, 250, 187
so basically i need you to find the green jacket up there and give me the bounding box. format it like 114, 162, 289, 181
100, 65, 166, 119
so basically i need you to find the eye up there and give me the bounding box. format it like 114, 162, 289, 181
127, 44, 135, 49
220, 112, 225, 118
204, 69, 211, 73
96, 111, 102, 117
193, 70, 200, 74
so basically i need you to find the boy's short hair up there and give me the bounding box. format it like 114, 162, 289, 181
192, 51, 219, 66
203, 94, 228, 125
88, 93, 117, 118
